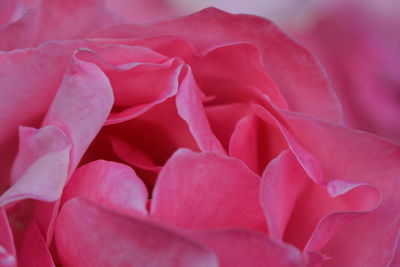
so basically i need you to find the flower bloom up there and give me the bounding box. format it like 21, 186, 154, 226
0, 1, 399, 266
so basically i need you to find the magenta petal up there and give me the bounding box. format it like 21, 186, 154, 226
56, 198, 218, 267
191, 229, 303, 267
151, 148, 265, 231
18, 222, 55, 267
0, 208, 16, 267
62, 160, 148, 216
43, 55, 114, 171
0, 126, 70, 205
176, 67, 225, 154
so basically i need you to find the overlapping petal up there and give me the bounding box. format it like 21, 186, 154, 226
151, 148, 265, 231
62, 160, 148, 216
56, 198, 218, 267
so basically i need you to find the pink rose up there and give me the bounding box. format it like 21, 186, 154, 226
0, 1, 399, 267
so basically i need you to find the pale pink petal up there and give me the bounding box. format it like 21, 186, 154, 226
93, 7, 342, 123
62, 160, 148, 216
0, 126, 70, 206
17, 222, 55, 267
151, 148, 265, 231
0, 208, 16, 267
0, 40, 90, 192
56, 198, 218, 267
43, 54, 114, 171
189, 43, 288, 108
176, 67, 225, 154
190, 229, 303, 267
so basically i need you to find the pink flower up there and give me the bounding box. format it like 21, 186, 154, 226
0, 1, 399, 266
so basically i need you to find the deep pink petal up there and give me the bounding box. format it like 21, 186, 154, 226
205, 103, 252, 151
93, 7, 342, 123
189, 43, 288, 108
176, 67, 225, 154
0, 126, 70, 206
0, 208, 16, 267
278, 110, 400, 266
43, 54, 114, 171
17, 222, 55, 267
62, 160, 148, 216
260, 150, 309, 240
105, 98, 200, 186
56, 198, 218, 267
229, 114, 287, 174
151, 148, 265, 231
191, 229, 303, 267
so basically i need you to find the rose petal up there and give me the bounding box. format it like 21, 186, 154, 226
55, 198, 218, 267
0, 40, 90, 192
190, 229, 303, 267
260, 150, 309, 240
189, 43, 288, 108
0, 208, 16, 267
43, 54, 114, 171
277, 110, 400, 266
229, 114, 287, 174
205, 104, 251, 151
107, 98, 199, 177
151, 148, 265, 231
17, 222, 55, 267
62, 160, 148, 216
93, 7, 342, 123
91, 36, 196, 60
0, 126, 70, 206
176, 67, 225, 154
